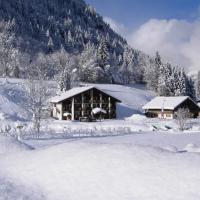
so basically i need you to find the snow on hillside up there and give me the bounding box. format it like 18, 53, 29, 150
0, 78, 58, 122
0, 78, 31, 121
87, 83, 155, 118
1, 137, 200, 200
0, 78, 154, 122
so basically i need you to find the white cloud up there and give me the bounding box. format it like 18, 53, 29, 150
104, 15, 200, 72
104, 16, 127, 36
129, 18, 200, 72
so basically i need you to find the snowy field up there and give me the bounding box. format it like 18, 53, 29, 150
1, 133, 200, 200
1, 78, 200, 199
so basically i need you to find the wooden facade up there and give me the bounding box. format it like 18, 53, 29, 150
145, 109, 174, 119
51, 87, 121, 121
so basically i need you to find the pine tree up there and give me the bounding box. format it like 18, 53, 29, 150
167, 64, 176, 96
154, 51, 162, 92
55, 47, 74, 93
97, 38, 110, 69
47, 36, 53, 53
12, 65, 20, 78
158, 63, 172, 96
186, 76, 196, 100
155, 51, 162, 66
144, 52, 162, 92
119, 47, 132, 84
0, 21, 15, 77
196, 71, 200, 100
174, 69, 186, 96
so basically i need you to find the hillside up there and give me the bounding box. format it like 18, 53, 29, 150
0, 0, 126, 54
0, 0, 153, 85
0, 78, 154, 122
0, 0, 195, 99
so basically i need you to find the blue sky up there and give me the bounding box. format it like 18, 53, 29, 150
85, 0, 200, 72
85, 0, 200, 31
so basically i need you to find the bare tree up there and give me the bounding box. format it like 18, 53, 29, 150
175, 108, 190, 131
25, 65, 48, 138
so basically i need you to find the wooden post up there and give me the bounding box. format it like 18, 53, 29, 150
81, 93, 84, 117
91, 89, 94, 118
60, 103, 63, 120
71, 97, 75, 120
100, 93, 102, 108
91, 89, 94, 109
108, 97, 111, 119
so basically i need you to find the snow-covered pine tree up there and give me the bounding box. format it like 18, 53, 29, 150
79, 42, 111, 83
166, 64, 176, 96
0, 21, 15, 77
55, 46, 75, 93
185, 76, 196, 100
11, 65, 20, 78
154, 51, 162, 92
144, 59, 156, 90
79, 42, 98, 82
57, 71, 66, 93
119, 46, 132, 84
144, 52, 162, 92
47, 36, 54, 53
196, 71, 200, 100
157, 63, 172, 96
174, 68, 186, 96
131, 50, 144, 83
97, 38, 110, 69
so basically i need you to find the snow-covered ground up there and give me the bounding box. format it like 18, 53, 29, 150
1, 133, 200, 200
1, 78, 200, 200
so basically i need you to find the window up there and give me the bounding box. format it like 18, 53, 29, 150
166, 114, 172, 118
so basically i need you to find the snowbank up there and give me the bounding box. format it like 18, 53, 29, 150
184, 143, 200, 153
0, 176, 45, 200
1, 141, 200, 200
125, 114, 147, 122
0, 136, 32, 155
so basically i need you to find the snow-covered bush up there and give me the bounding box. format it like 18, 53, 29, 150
175, 108, 190, 131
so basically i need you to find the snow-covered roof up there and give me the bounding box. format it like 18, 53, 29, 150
50, 86, 120, 103
63, 112, 72, 117
92, 107, 107, 114
142, 96, 192, 110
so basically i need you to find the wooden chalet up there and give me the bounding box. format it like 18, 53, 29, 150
143, 96, 200, 119
50, 86, 121, 121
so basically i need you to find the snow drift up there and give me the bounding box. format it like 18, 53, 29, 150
1, 140, 200, 200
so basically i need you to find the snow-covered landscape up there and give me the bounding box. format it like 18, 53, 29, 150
1, 78, 200, 200
1, 132, 200, 200
1, 0, 200, 199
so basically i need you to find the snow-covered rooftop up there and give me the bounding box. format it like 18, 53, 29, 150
92, 107, 107, 114
142, 96, 191, 110
50, 86, 120, 103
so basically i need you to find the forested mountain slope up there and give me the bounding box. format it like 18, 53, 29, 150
0, 0, 126, 54
0, 0, 151, 82
0, 0, 196, 99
